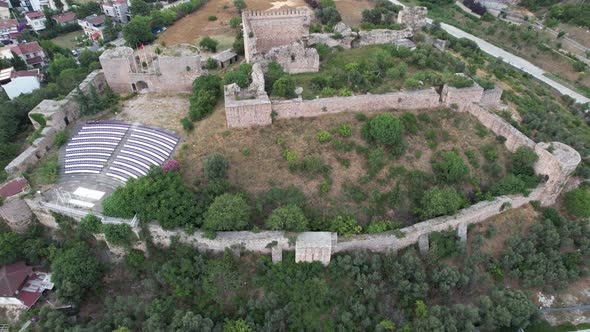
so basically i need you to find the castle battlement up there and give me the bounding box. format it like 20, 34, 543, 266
242, 8, 311, 19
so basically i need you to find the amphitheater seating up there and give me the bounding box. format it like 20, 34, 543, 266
63, 121, 179, 181
106, 126, 179, 182
64, 122, 130, 174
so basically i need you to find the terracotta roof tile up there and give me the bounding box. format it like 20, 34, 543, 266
52, 12, 76, 24
0, 178, 28, 197
0, 262, 32, 297
25, 11, 45, 19
11, 41, 42, 55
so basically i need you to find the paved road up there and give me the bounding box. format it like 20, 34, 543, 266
540, 304, 590, 313
389, 0, 590, 105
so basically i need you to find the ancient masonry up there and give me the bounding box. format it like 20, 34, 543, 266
99, 45, 203, 94
241, 6, 427, 74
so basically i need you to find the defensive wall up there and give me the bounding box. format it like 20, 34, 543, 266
99, 46, 203, 94
4, 70, 107, 176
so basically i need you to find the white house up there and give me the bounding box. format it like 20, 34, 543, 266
78, 14, 105, 41
20, 0, 68, 13
0, 19, 18, 42
102, 0, 128, 23
0, 67, 42, 99
24, 11, 46, 31
0, 1, 10, 20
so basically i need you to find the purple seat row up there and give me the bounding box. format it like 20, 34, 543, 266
124, 143, 167, 160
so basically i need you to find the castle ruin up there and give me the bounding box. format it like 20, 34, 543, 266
99, 45, 203, 94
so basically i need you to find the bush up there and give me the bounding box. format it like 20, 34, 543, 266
208, 15, 217, 21
488, 174, 529, 196
338, 123, 352, 137
265, 204, 309, 231
199, 36, 219, 52
103, 224, 135, 247
367, 147, 386, 176
365, 220, 401, 233
564, 188, 590, 217
78, 214, 102, 234
272, 76, 297, 99
316, 130, 332, 143
38, 157, 60, 184
510, 146, 538, 176
264, 61, 285, 93
223, 64, 252, 88
367, 113, 405, 147
203, 194, 251, 231
420, 187, 465, 219
283, 149, 298, 163
181, 117, 194, 131
401, 112, 418, 134
205, 58, 218, 70
481, 144, 498, 161
330, 215, 362, 236
204, 153, 229, 180
431, 150, 469, 184
229, 16, 241, 28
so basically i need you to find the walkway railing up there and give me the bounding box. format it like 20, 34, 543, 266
39, 202, 137, 227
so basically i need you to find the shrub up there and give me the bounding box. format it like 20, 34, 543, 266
125, 249, 145, 270
265, 204, 309, 231
229, 16, 241, 28
103, 224, 135, 247
420, 187, 465, 219
367, 147, 386, 176
208, 15, 217, 21
337, 123, 352, 137
431, 150, 469, 184
401, 112, 418, 134
205, 58, 218, 69
199, 36, 219, 52
283, 149, 298, 163
365, 220, 401, 233
299, 154, 329, 176
204, 153, 229, 180
264, 61, 285, 93
54, 130, 67, 147
78, 214, 102, 234
316, 130, 332, 143
38, 157, 59, 184
403, 78, 420, 90
330, 215, 362, 236
272, 76, 297, 98
564, 188, 590, 218
488, 174, 529, 196
203, 194, 251, 231
223, 64, 252, 88
343, 183, 367, 202
510, 146, 538, 176
367, 113, 405, 147
481, 144, 498, 161
181, 117, 194, 131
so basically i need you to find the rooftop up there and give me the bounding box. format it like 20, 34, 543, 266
0, 19, 17, 29
25, 11, 45, 19
80, 14, 105, 26
0, 1, 8, 8
212, 49, 237, 62
0, 262, 32, 297
10, 41, 42, 55
52, 12, 76, 24
0, 178, 28, 197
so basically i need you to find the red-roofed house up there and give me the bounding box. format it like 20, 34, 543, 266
52, 12, 76, 26
0, 19, 18, 42
0, 67, 41, 99
0, 1, 10, 20
10, 41, 46, 68
24, 11, 46, 31
78, 14, 105, 41
0, 262, 54, 308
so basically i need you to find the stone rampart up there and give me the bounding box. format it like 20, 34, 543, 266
441, 83, 484, 111
263, 42, 319, 73
271, 88, 441, 120
397, 6, 428, 32
224, 63, 273, 128
480, 86, 503, 108
4, 70, 106, 175
357, 28, 413, 47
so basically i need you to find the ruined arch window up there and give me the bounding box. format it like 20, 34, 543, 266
291, 54, 295, 62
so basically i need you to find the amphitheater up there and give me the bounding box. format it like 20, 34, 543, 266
0, 5, 584, 266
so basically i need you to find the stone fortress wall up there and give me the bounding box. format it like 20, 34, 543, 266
99, 46, 203, 94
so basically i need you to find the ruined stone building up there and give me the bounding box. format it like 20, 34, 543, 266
99, 45, 203, 94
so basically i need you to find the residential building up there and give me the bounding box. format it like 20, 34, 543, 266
52, 11, 76, 26
24, 11, 46, 31
0, 261, 54, 308
78, 14, 105, 41
20, 0, 68, 13
0, 67, 42, 99
101, 0, 128, 24
10, 41, 47, 68
0, 19, 18, 42
0, 1, 10, 20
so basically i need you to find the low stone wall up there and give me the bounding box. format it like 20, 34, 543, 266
271, 88, 441, 120
480, 87, 503, 108
4, 70, 107, 175
357, 28, 414, 47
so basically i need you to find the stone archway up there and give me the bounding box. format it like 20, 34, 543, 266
136, 81, 148, 92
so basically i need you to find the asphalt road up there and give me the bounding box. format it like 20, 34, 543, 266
389, 0, 590, 106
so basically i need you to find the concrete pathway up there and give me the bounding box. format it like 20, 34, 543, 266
389, 0, 590, 105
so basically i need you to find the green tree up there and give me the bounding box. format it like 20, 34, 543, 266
432, 150, 469, 184
130, 0, 152, 16
233, 0, 246, 13
367, 113, 405, 147
203, 194, 251, 231
199, 36, 219, 52
103, 224, 135, 246
0, 232, 22, 265
78, 50, 100, 70
103, 16, 119, 41
266, 204, 309, 231
224, 319, 252, 332
420, 187, 465, 219
265, 61, 285, 93
78, 214, 102, 235
204, 153, 229, 180
272, 76, 297, 98
123, 16, 156, 47
51, 242, 101, 304
564, 188, 590, 217
509, 146, 538, 176
47, 54, 78, 81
